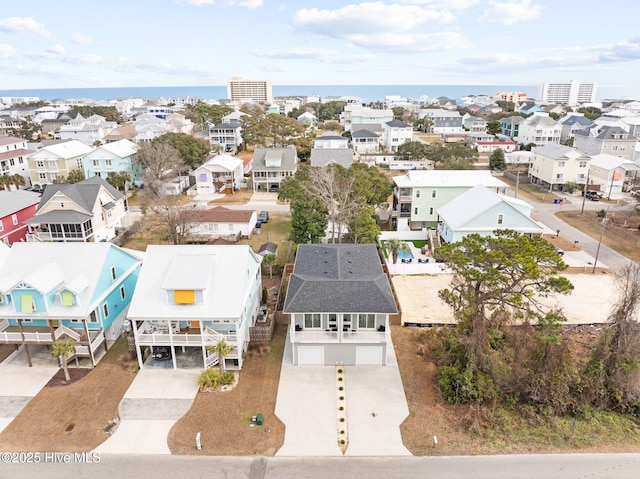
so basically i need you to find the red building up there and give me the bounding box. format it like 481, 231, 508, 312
0, 190, 41, 245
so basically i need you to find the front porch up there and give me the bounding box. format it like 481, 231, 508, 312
131, 320, 241, 370
0, 319, 106, 366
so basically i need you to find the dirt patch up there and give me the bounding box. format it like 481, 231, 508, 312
44, 368, 91, 387
0, 344, 16, 363
168, 323, 286, 456
0, 337, 138, 452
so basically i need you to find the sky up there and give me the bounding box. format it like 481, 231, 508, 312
0, 0, 639, 90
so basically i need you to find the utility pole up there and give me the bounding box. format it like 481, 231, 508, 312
581, 169, 590, 215
592, 207, 608, 274
515, 170, 520, 199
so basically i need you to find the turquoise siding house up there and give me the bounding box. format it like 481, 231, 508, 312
0, 242, 142, 366
82, 139, 142, 184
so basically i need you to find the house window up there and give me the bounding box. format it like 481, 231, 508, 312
557, 161, 565, 167
431, 189, 437, 198
415, 190, 420, 198
579, 161, 587, 168
304, 313, 321, 329
12, 214, 18, 225
228, 224, 234, 231
38, 173, 46, 180
120, 285, 126, 300
92, 160, 100, 167
110, 266, 117, 281
102, 303, 109, 318
174, 290, 195, 304
429, 207, 434, 215
89, 310, 98, 323
358, 313, 375, 329
105, 159, 112, 167
0, 221, 3, 232
61, 291, 74, 306
498, 214, 504, 225
36, 161, 44, 168
414, 207, 418, 215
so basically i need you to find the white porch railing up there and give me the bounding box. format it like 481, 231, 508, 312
289, 324, 386, 344
54, 324, 81, 341
134, 322, 238, 347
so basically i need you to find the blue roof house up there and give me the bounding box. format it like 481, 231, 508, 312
0, 242, 142, 366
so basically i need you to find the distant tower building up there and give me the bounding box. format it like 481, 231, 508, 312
226, 77, 273, 103
538, 80, 596, 106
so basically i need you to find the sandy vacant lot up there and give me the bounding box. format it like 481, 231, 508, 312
393, 272, 619, 326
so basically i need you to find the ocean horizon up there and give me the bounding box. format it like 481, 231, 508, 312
0, 84, 638, 104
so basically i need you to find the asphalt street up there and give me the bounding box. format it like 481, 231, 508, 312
4, 453, 640, 479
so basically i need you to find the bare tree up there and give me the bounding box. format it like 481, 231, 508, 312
137, 142, 194, 245
136, 142, 186, 197
305, 166, 362, 243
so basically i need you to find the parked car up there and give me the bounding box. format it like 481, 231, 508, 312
583, 191, 602, 201
152, 346, 172, 360
255, 220, 262, 229
258, 210, 269, 223
555, 247, 565, 256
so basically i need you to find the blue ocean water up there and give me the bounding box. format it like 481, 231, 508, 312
0, 84, 533, 103
0, 84, 637, 103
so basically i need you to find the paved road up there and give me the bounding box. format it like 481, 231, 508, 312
4, 453, 640, 479
506, 188, 636, 271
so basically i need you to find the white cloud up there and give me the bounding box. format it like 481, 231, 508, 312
69, 33, 95, 45
253, 47, 375, 63
227, 0, 263, 8
293, 2, 454, 37
397, 0, 480, 8
347, 31, 472, 51
478, 0, 544, 26
0, 43, 16, 58
0, 16, 50, 37
47, 44, 66, 55
183, 0, 215, 5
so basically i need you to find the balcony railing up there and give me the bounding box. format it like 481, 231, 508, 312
289, 324, 387, 344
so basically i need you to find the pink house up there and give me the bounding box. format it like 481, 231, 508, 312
0, 190, 41, 245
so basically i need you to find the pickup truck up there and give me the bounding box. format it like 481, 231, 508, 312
582, 191, 602, 201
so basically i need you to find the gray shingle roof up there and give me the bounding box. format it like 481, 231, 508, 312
252, 147, 298, 172
351, 129, 379, 138
37, 176, 124, 214
0, 190, 41, 218
25, 209, 92, 224
283, 244, 397, 314
310, 148, 353, 168
385, 119, 411, 128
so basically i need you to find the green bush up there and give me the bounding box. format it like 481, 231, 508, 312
437, 364, 496, 405
222, 372, 235, 384
198, 368, 222, 390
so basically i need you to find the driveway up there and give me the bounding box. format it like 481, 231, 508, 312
275, 330, 411, 456
0, 345, 59, 433
93, 368, 200, 455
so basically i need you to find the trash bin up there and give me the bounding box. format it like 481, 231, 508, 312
256, 413, 264, 425
553, 198, 559, 204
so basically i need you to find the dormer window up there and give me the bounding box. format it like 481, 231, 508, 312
174, 290, 195, 304
61, 291, 74, 306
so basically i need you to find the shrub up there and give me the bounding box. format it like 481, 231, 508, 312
339, 396, 344, 400
198, 368, 222, 390
337, 368, 343, 373
338, 386, 344, 391
437, 365, 496, 405
222, 372, 235, 384
597, 209, 607, 218
262, 287, 268, 304
339, 406, 344, 411
339, 417, 345, 422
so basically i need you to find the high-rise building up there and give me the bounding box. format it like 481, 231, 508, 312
538, 80, 596, 106
226, 77, 273, 103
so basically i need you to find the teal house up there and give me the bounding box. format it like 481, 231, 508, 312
0, 242, 142, 366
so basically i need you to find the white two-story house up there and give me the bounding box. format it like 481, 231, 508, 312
383, 119, 412, 152
127, 245, 263, 370
284, 244, 397, 366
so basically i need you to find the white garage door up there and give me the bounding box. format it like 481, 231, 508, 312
356, 346, 383, 365
297, 346, 324, 365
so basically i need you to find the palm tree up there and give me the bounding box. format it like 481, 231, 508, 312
0, 175, 9, 191
211, 143, 224, 155
51, 339, 76, 382
9, 174, 26, 190
262, 254, 277, 279
207, 340, 236, 374
383, 239, 410, 264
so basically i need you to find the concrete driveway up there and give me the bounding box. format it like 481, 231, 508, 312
93, 368, 200, 455
0, 345, 59, 433
275, 331, 411, 456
